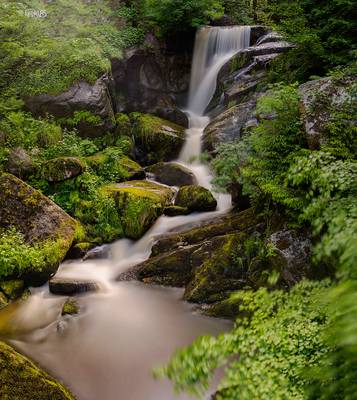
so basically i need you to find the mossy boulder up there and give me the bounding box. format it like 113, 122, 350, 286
87, 147, 144, 182
130, 113, 185, 165
174, 185, 217, 212
115, 113, 132, 136
146, 162, 197, 187
164, 205, 191, 216
103, 180, 174, 239
41, 157, 85, 182
0, 174, 78, 285
0, 341, 75, 400
0, 280, 24, 300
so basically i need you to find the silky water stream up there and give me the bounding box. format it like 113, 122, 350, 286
0, 26, 251, 400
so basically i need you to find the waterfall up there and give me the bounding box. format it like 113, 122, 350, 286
179, 25, 251, 165
188, 26, 251, 117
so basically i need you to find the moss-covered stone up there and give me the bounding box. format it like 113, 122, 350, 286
41, 157, 85, 183
67, 242, 95, 259
5, 148, 35, 179
0, 341, 75, 400
61, 298, 80, 315
130, 113, 185, 165
87, 147, 144, 182
164, 205, 191, 216
103, 180, 174, 239
0, 280, 24, 300
174, 185, 217, 212
0, 174, 78, 285
115, 113, 132, 136
0, 292, 8, 310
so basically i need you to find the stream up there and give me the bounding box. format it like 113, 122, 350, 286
1, 26, 251, 400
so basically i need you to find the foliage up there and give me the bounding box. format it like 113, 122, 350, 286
157, 280, 331, 399
0, 228, 61, 279
142, 0, 224, 35
0, 0, 144, 97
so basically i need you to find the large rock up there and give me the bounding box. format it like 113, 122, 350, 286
49, 278, 99, 295
299, 75, 356, 149
131, 113, 186, 165
24, 76, 115, 137
5, 148, 35, 178
203, 99, 258, 153
174, 185, 217, 212
103, 180, 174, 239
110, 33, 192, 126
41, 157, 85, 182
0, 174, 78, 285
146, 162, 197, 187
0, 341, 75, 400
87, 148, 144, 182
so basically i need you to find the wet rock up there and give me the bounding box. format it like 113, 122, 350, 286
49, 278, 99, 295
61, 297, 80, 315
136, 245, 201, 287
183, 232, 248, 303
87, 149, 145, 182
103, 180, 174, 239
203, 99, 258, 153
130, 113, 185, 165
152, 208, 260, 256
24, 76, 115, 137
0, 341, 75, 400
0, 292, 8, 310
41, 157, 85, 182
67, 242, 95, 260
5, 147, 35, 178
241, 41, 294, 58
83, 244, 111, 261
174, 185, 217, 212
146, 162, 197, 187
299, 75, 356, 149
164, 205, 191, 217
0, 174, 78, 285
256, 32, 284, 45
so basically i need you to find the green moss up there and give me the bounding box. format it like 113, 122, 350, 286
104, 180, 174, 239
175, 185, 217, 212
0, 341, 75, 400
0, 292, 8, 310
41, 157, 85, 183
130, 113, 185, 164
0, 280, 24, 300
115, 113, 132, 136
62, 298, 80, 316
86, 147, 143, 182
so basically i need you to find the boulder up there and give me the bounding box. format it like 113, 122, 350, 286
41, 157, 85, 182
49, 278, 99, 295
87, 149, 144, 182
67, 242, 95, 260
0, 292, 8, 309
83, 244, 111, 261
24, 76, 115, 137
174, 185, 217, 212
204, 100, 258, 153
5, 148, 35, 178
103, 180, 174, 239
164, 205, 191, 217
0, 280, 24, 300
299, 75, 356, 149
130, 113, 186, 165
146, 162, 197, 187
0, 341, 75, 400
0, 174, 78, 285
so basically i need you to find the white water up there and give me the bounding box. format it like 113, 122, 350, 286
0, 26, 251, 400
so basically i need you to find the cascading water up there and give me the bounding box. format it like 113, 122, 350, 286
0, 26, 251, 400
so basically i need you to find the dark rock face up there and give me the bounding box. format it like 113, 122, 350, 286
0, 342, 75, 400
299, 75, 356, 150
164, 205, 191, 217
146, 162, 197, 187
175, 185, 217, 212
204, 99, 258, 153
5, 148, 35, 178
24, 76, 115, 137
41, 157, 85, 182
111, 34, 192, 127
0, 174, 78, 285
49, 278, 99, 295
